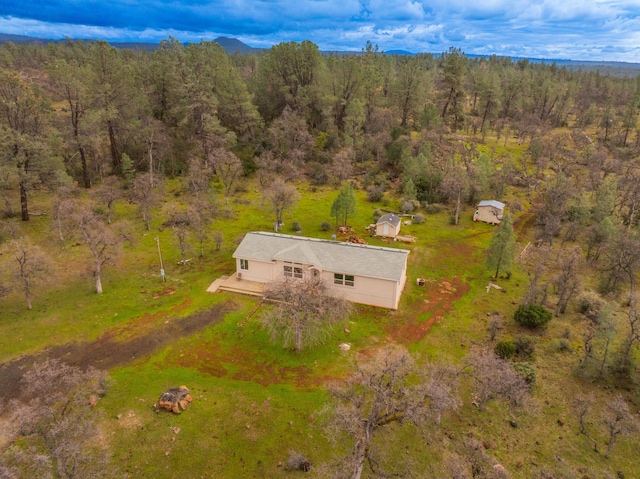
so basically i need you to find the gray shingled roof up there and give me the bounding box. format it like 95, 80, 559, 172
376, 213, 401, 227
477, 200, 505, 210
233, 232, 410, 282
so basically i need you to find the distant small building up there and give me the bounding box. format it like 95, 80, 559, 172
376, 213, 402, 238
473, 200, 505, 225
232, 232, 410, 309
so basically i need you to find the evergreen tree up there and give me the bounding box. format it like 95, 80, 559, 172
331, 183, 357, 227
486, 213, 516, 278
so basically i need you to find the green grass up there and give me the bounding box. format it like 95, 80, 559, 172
2, 173, 640, 478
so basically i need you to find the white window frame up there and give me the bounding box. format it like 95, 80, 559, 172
334, 273, 355, 287
240, 259, 249, 270
284, 261, 303, 279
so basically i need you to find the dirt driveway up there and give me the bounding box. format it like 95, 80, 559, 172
0, 303, 229, 402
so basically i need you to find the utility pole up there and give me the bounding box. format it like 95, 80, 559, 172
155, 236, 166, 283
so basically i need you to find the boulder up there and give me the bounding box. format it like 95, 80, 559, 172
155, 385, 193, 414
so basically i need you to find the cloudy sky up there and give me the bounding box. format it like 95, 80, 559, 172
1, 0, 640, 62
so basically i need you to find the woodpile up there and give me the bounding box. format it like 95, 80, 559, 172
337, 225, 351, 235
345, 234, 367, 244
154, 385, 193, 414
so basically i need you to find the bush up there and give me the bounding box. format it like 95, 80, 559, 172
577, 290, 605, 322
548, 337, 573, 353
513, 362, 536, 385
401, 200, 415, 214
292, 221, 302, 233
366, 185, 385, 202
320, 221, 332, 232
373, 209, 383, 222
514, 336, 536, 359
495, 340, 516, 359
424, 203, 444, 214
413, 213, 425, 224
514, 304, 552, 329
285, 450, 312, 472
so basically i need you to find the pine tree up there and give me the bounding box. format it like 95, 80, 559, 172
331, 183, 357, 227
486, 213, 516, 278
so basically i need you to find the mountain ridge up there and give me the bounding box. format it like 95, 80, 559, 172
1, 32, 639, 74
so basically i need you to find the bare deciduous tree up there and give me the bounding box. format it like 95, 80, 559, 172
130, 173, 163, 230
96, 176, 122, 225
265, 178, 299, 232
260, 276, 353, 351
439, 164, 469, 226
466, 349, 530, 411
603, 395, 638, 458
187, 199, 215, 257
323, 347, 460, 479
186, 156, 214, 200
67, 204, 125, 294
4, 239, 52, 310
553, 246, 583, 316
599, 232, 640, 304
165, 206, 191, 264
214, 230, 224, 251
213, 148, 243, 204
573, 393, 598, 452
520, 244, 551, 306
3, 359, 115, 478
617, 295, 640, 372
487, 312, 503, 342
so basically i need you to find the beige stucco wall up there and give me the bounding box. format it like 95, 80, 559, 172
235, 258, 273, 283
236, 256, 407, 309
376, 221, 401, 238
474, 206, 503, 224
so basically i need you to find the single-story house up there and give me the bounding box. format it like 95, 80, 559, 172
473, 200, 505, 225
233, 232, 410, 309
376, 213, 402, 238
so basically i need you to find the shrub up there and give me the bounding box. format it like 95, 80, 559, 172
285, 450, 312, 472
424, 203, 443, 214
494, 340, 516, 359
292, 221, 302, 233
373, 209, 383, 222
401, 200, 415, 214
514, 336, 536, 359
558, 338, 572, 352
513, 362, 536, 385
577, 290, 605, 322
514, 304, 552, 329
413, 213, 425, 224
547, 337, 572, 353
366, 185, 385, 202
320, 221, 332, 232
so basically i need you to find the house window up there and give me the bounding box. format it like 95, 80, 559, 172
284, 262, 303, 279
334, 273, 355, 287
240, 259, 249, 270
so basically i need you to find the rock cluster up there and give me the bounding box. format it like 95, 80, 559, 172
155, 385, 193, 414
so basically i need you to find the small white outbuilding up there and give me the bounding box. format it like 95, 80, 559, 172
473, 200, 505, 225
376, 213, 402, 238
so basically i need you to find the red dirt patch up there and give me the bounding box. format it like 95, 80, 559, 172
386, 277, 470, 343
152, 287, 176, 298
170, 337, 338, 389
514, 212, 535, 242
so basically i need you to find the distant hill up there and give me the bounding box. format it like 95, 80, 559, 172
1, 32, 639, 74
0, 33, 48, 44
213, 37, 260, 54
385, 49, 413, 56
0, 33, 261, 55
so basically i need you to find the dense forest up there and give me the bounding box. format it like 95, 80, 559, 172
1, 38, 640, 478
